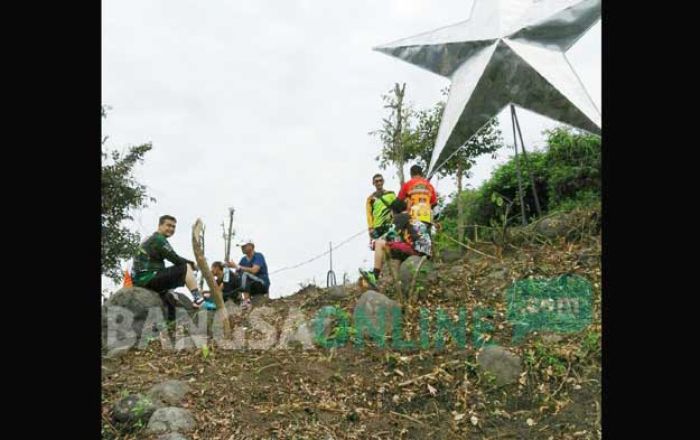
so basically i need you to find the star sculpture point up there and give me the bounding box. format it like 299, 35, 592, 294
376, 0, 601, 175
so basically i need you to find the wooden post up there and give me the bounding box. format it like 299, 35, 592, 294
192, 218, 230, 336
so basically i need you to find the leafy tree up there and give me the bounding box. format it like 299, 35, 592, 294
411, 89, 503, 242
371, 83, 421, 185
101, 106, 155, 282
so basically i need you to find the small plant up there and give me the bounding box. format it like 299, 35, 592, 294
533, 341, 567, 374
490, 191, 514, 244
201, 344, 211, 360
579, 329, 601, 357
130, 397, 152, 418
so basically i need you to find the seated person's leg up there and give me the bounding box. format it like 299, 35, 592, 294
145, 265, 188, 292
388, 241, 417, 262
373, 239, 388, 271
248, 281, 269, 305
144, 265, 189, 320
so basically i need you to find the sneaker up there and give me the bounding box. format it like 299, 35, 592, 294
192, 295, 205, 308
241, 298, 252, 310
358, 268, 378, 289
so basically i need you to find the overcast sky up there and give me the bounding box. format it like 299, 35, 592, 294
102, 0, 601, 299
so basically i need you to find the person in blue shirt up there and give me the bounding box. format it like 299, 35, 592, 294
225, 238, 270, 308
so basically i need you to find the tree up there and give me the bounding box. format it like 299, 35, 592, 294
101, 106, 155, 282
371, 83, 420, 185
412, 90, 503, 243
442, 119, 502, 242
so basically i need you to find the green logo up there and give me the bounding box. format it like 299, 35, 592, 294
506, 274, 593, 343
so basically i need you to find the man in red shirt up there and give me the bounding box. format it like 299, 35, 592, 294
398, 165, 438, 225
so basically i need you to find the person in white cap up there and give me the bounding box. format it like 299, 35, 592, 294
225, 238, 270, 308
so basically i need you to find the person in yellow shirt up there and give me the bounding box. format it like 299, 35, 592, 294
365, 173, 397, 240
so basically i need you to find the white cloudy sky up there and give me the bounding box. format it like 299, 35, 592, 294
102, 0, 601, 299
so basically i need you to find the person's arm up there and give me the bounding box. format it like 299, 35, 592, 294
235, 254, 262, 274
429, 182, 438, 207
397, 183, 407, 201
407, 221, 420, 243
239, 265, 261, 274
366, 195, 375, 236
159, 238, 194, 268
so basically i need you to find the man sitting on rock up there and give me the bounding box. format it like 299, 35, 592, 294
359, 199, 431, 288
225, 238, 270, 309
131, 215, 205, 309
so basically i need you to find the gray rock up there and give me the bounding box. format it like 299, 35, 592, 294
286, 316, 333, 348
477, 346, 522, 386
112, 394, 161, 425
168, 290, 196, 312
541, 333, 564, 344
327, 286, 349, 300
440, 248, 464, 264
534, 213, 574, 239
147, 380, 191, 405
488, 265, 510, 282
104, 344, 131, 359
146, 407, 196, 434
158, 433, 190, 440
444, 290, 459, 301
399, 256, 434, 299
105, 287, 167, 337
286, 320, 316, 348
353, 290, 400, 336
577, 250, 600, 267
448, 265, 465, 279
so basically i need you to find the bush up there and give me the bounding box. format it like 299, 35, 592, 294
441, 127, 600, 231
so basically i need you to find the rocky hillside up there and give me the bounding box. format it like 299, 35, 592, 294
102, 209, 601, 440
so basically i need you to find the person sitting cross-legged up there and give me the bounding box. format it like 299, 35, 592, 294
225, 238, 270, 309
359, 199, 431, 289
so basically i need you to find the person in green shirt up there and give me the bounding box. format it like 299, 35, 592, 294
365, 173, 397, 240
131, 215, 205, 308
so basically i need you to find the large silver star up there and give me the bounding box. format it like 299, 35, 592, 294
375, 0, 601, 175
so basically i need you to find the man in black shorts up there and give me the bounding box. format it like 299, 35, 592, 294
131, 215, 205, 310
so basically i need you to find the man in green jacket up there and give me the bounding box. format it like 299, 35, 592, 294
132, 215, 205, 308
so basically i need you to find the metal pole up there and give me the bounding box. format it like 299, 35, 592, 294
512, 106, 543, 217
326, 241, 336, 287
224, 207, 234, 263
510, 104, 528, 226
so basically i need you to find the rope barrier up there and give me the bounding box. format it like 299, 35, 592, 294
269, 228, 367, 275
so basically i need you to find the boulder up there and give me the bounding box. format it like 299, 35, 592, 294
146, 407, 196, 434
147, 380, 191, 406
477, 346, 522, 386
353, 290, 400, 337
112, 394, 161, 425
399, 256, 435, 299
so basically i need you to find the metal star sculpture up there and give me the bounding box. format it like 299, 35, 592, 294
375, 0, 601, 176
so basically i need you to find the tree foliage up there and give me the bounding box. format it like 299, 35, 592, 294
439, 126, 601, 242
101, 106, 155, 282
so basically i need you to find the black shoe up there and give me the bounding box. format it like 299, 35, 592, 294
192, 295, 205, 308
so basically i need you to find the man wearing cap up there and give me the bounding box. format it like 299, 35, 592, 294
226, 238, 270, 308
